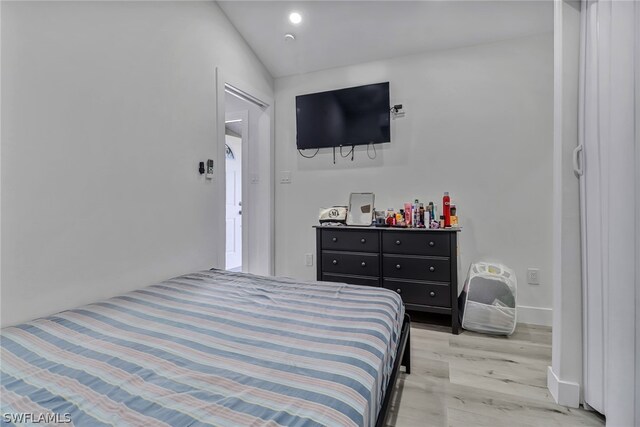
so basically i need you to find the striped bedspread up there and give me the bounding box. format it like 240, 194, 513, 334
1, 270, 405, 427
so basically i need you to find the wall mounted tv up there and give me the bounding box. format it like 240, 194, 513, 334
296, 82, 390, 150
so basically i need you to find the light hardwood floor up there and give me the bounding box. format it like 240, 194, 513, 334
385, 314, 605, 427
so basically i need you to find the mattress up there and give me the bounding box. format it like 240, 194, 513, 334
0, 269, 405, 427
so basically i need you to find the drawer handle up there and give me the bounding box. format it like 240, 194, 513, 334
396, 264, 401, 270
332, 237, 338, 243
395, 240, 401, 245
430, 291, 436, 297
361, 262, 367, 267
429, 266, 436, 272
332, 259, 338, 265
429, 241, 435, 247
396, 288, 402, 294
361, 238, 366, 243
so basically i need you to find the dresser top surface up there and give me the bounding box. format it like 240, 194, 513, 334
314, 225, 461, 232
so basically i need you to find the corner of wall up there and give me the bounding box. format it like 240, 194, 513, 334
547, 365, 581, 408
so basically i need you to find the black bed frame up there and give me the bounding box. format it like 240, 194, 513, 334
375, 313, 411, 427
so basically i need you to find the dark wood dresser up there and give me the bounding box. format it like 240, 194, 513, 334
315, 225, 461, 334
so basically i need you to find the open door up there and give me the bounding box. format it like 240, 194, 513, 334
216, 69, 274, 276
225, 118, 243, 271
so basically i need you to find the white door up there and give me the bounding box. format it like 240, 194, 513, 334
580, 0, 605, 413
579, 1, 639, 423
225, 135, 242, 270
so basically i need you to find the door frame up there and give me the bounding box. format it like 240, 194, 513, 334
224, 110, 249, 271
215, 67, 275, 275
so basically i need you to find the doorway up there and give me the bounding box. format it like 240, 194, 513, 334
224, 110, 246, 272
217, 71, 274, 276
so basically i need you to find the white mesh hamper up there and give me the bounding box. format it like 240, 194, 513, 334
460, 262, 517, 335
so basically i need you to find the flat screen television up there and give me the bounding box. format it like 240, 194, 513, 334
296, 82, 390, 150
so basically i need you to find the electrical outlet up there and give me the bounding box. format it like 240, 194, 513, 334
305, 253, 313, 266
280, 171, 292, 184
527, 268, 540, 285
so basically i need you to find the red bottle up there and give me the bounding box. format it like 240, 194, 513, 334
443, 192, 451, 228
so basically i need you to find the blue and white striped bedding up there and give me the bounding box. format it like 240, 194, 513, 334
1, 269, 405, 426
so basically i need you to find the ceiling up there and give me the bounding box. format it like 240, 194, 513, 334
218, 1, 553, 79
225, 121, 242, 138
225, 92, 245, 137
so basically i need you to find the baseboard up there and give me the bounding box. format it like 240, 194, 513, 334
547, 366, 580, 408
517, 305, 553, 326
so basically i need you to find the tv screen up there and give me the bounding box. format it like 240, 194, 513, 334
296, 82, 390, 150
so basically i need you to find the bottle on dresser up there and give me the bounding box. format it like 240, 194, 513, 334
443, 192, 451, 228
404, 203, 412, 226
450, 204, 458, 227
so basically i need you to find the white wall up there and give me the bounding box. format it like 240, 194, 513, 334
274, 34, 554, 323
0, 1, 273, 326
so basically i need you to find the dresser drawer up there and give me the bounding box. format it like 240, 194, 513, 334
383, 255, 450, 282
321, 273, 379, 287
322, 251, 379, 276
384, 279, 451, 307
382, 232, 450, 256
321, 229, 378, 253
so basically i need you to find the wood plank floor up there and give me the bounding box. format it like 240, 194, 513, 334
385, 313, 605, 427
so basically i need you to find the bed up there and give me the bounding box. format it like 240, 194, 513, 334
1, 269, 410, 427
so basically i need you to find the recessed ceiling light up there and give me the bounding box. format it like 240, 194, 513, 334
284, 33, 296, 42
289, 12, 302, 25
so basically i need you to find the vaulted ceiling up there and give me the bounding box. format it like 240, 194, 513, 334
218, 1, 553, 78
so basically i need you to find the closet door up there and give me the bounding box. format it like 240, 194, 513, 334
579, 1, 638, 421
579, 0, 605, 414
